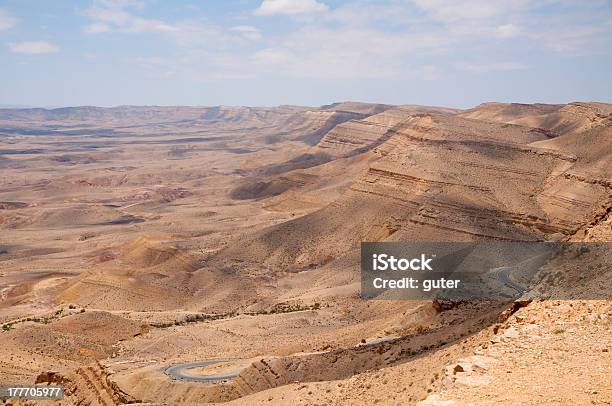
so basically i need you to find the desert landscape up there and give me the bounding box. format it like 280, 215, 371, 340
0, 101, 611, 405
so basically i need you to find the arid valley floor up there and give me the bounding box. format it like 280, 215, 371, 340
0, 101, 610, 405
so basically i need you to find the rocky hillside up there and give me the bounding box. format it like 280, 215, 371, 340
219, 102, 611, 272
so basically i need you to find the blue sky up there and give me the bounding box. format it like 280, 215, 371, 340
0, 0, 611, 108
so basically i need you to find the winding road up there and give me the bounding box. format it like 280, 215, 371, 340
490, 250, 556, 295
163, 359, 243, 383
492, 266, 528, 295
163, 253, 550, 384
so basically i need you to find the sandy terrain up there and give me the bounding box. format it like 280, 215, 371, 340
0, 101, 610, 405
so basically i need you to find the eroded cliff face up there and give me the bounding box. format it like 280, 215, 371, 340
315, 105, 460, 158
459, 101, 612, 136
221, 104, 611, 272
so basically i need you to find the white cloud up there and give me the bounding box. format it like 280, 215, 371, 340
497, 23, 521, 38
255, 0, 328, 16
327, 2, 419, 27
129, 18, 177, 32
252, 26, 453, 79
455, 61, 527, 73
535, 23, 612, 56
164, 21, 233, 50
84, 0, 178, 33
411, 0, 531, 22
85, 22, 111, 33
0, 8, 17, 30
75, 0, 611, 83
230, 25, 262, 41
9, 41, 60, 54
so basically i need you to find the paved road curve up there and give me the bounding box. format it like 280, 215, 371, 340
163, 359, 242, 383
492, 266, 527, 295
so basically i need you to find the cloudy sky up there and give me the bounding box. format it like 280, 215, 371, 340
1, 0, 611, 107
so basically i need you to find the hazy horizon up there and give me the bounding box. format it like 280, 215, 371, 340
2, 98, 611, 112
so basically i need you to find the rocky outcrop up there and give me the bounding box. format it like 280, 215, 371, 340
460, 101, 612, 136
223, 111, 610, 270
315, 119, 392, 157
35, 362, 138, 406
315, 106, 462, 158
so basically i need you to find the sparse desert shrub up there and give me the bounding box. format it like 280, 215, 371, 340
269, 303, 321, 314
414, 324, 427, 334
185, 314, 206, 323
